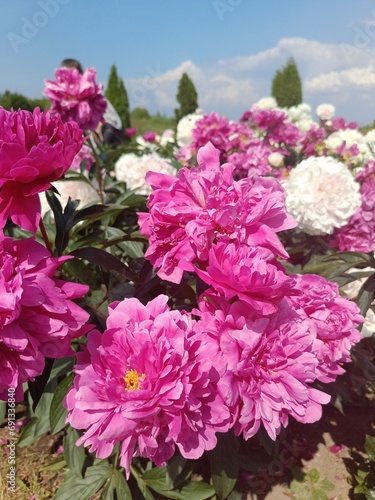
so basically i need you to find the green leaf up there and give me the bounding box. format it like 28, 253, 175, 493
54, 462, 112, 500
70, 247, 138, 282
210, 430, 239, 499
309, 468, 320, 484
158, 481, 216, 500
18, 386, 55, 446
63, 427, 85, 478
357, 273, 375, 317
166, 454, 189, 490
311, 489, 329, 500
0, 400, 6, 422
131, 465, 156, 500
45, 190, 80, 255
365, 435, 375, 461
50, 373, 73, 434
100, 468, 132, 500
319, 478, 335, 492
40, 457, 67, 472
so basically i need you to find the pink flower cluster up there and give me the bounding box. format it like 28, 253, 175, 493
0, 107, 84, 232
138, 142, 295, 283
65, 296, 230, 477
330, 161, 375, 253
44, 67, 107, 131
66, 142, 363, 474
0, 236, 90, 402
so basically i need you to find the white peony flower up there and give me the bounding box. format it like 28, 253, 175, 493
316, 103, 335, 120
325, 128, 373, 165
114, 152, 177, 195
159, 128, 175, 146
282, 156, 361, 235
341, 267, 375, 337
176, 110, 204, 147
252, 96, 278, 110
285, 103, 314, 132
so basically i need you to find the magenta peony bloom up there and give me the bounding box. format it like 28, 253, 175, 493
227, 139, 273, 179
330, 161, 375, 253
44, 67, 107, 131
286, 274, 363, 383
65, 295, 230, 477
142, 131, 157, 143
138, 142, 296, 283
0, 236, 90, 401
125, 127, 137, 137
197, 298, 331, 441
70, 143, 95, 171
242, 108, 301, 149
183, 242, 297, 316
0, 106, 84, 232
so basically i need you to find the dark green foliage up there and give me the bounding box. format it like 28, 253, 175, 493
175, 72, 198, 123
271, 57, 303, 108
0, 90, 50, 111
105, 64, 131, 129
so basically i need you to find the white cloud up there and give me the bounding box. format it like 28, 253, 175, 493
126, 37, 375, 125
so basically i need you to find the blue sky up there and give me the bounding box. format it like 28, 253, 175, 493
1, 0, 375, 124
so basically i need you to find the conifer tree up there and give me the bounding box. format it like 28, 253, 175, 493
271, 57, 303, 108
105, 64, 131, 129
175, 72, 198, 122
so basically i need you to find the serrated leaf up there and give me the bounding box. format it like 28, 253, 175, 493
50, 373, 73, 434
63, 427, 85, 477
54, 462, 112, 500
211, 430, 239, 499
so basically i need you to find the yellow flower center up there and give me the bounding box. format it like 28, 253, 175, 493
123, 369, 145, 391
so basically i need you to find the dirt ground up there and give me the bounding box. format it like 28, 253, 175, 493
0, 404, 374, 499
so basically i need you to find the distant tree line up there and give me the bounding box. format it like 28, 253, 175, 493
0, 91, 50, 111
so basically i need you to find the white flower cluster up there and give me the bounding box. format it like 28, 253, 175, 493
285, 103, 314, 133
283, 156, 362, 235
114, 152, 177, 195
324, 128, 374, 166
316, 103, 335, 121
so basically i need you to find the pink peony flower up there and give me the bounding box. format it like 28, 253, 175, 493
142, 131, 157, 143
286, 273, 363, 383
65, 295, 230, 477
0, 106, 84, 232
44, 67, 107, 131
197, 298, 331, 441
0, 236, 90, 401
70, 143, 95, 171
138, 142, 296, 283
330, 161, 375, 253
125, 127, 137, 137
183, 242, 297, 315
242, 108, 301, 149
227, 139, 273, 179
